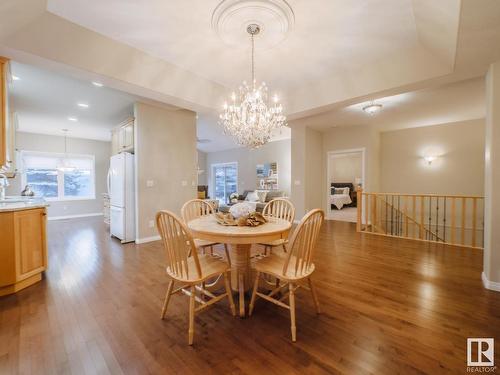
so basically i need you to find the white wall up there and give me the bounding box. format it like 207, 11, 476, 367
7, 131, 110, 218
134, 102, 197, 241
205, 139, 291, 198
380, 119, 485, 195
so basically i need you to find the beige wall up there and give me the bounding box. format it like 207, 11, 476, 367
290, 123, 323, 219
205, 139, 291, 198
484, 61, 500, 288
134, 102, 197, 240
321, 125, 379, 211
305, 127, 323, 215
328, 153, 363, 185
7, 131, 110, 218
380, 119, 485, 195
291, 124, 306, 218
197, 150, 207, 186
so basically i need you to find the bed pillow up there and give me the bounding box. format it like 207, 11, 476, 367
245, 191, 260, 202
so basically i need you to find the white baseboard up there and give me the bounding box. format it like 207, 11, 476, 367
135, 235, 161, 244
482, 272, 500, 292
48, 213, 103, 221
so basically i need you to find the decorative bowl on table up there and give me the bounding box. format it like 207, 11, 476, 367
229, 202, 254, 218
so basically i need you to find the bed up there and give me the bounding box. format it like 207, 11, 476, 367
330, 183, 356, 210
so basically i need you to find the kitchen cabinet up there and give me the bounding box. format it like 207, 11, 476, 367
0, 207, 48, 296
111, 117, 134, 155
0, 56, 16, 177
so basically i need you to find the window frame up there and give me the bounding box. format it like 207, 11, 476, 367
211, 162, 238, 204
20, 150, 96, 202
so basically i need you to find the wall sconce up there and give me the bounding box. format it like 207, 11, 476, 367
424, 156, 437, 165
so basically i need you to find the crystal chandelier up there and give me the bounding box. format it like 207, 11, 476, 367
219, 24, 287, 148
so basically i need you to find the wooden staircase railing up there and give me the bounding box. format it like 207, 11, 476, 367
356, 189, 484, 249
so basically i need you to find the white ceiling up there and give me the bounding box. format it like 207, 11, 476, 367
10, 62, 137, 141
46, 0, 421, 91
303, 77, 485, 132
2, 0, 499, 152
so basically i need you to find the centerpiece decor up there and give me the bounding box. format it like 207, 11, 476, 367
215, 202, 267, 226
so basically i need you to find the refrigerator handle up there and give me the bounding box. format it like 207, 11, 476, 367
107, 168, 111, 195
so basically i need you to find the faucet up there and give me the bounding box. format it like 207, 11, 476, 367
0, 173, 9, 200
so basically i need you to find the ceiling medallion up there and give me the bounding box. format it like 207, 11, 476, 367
219, 23, 287, 148
211, 0, 295, 49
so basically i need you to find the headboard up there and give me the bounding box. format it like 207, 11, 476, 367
330, 182, 354, 195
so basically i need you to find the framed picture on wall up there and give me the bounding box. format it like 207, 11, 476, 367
256, 162, 278, 190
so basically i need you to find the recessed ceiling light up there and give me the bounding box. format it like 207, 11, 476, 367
68, 117, 78, 122
12, 75, 20, 81
77, 103, 89, 108
92, 81, 103, 87
362, 102, 383, 115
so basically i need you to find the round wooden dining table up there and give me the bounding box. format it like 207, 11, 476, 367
188, 214, 292, 317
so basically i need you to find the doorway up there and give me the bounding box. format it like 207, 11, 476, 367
326, 148, 365, 222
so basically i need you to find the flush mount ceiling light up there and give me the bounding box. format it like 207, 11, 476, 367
424, 156, 437, 165
363, 102, 383, 115
218, 23, 287, 148
92, 81, 103, 87
67, 116, 78, 122
77, 103, 89, 108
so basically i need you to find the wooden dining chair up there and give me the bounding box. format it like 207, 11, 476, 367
258, 198, 295, 255
156, 210, 236, 345
249, 209, 324, 342
181, 199, 231, 264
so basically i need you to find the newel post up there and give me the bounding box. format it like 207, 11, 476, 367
356, 187, 363, 232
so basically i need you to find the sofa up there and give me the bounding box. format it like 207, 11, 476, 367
219, 190, 286, 213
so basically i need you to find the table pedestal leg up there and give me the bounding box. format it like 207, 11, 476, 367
230, 243, 252, 317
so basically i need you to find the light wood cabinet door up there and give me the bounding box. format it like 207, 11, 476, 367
0, 57, 7, 168
110, 118, 134, 155
121, 121, 134, 150
14, 208, 47, 279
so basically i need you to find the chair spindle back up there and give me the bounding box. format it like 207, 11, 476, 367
263, 198, 295, 224
283, 209, 324, 278
156, 210, 202, 280
181, 199, 216, 223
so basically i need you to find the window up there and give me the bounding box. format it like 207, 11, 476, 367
212, 162, 238, 204
21, 151, 96, 201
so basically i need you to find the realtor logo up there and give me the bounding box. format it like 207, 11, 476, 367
468, 338, 494, 367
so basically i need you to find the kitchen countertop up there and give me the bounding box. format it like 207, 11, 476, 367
0, 197, 49, 212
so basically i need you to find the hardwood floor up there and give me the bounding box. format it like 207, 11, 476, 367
1, 217, 499, 374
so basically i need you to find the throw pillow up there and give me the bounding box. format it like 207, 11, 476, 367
265, 190, 284, 202
256, 191, 268, 203
246, 191, 260, 202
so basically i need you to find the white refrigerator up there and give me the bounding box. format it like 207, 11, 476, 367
108, 152, 135, 243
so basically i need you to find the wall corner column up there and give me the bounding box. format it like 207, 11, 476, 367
483, 61, 500, 292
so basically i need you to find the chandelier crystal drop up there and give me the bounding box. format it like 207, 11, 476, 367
219, 24, 287, 148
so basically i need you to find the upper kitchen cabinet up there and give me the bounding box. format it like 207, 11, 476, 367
111, 117, 134, 155
0, 57, 16, 177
